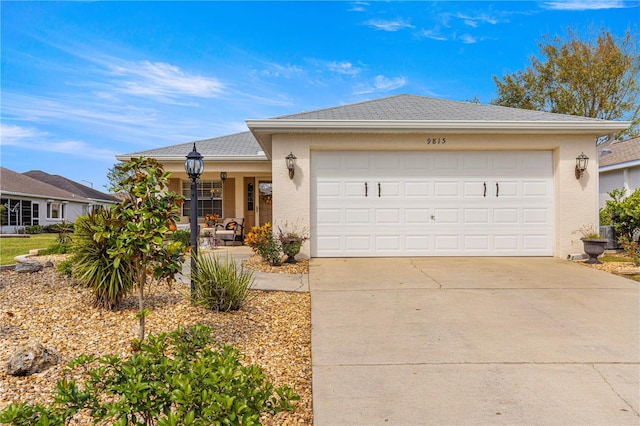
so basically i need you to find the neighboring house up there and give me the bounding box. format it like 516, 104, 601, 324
598, 137, 640, 207
117, 94, 629, 259
0, 167, 117, 234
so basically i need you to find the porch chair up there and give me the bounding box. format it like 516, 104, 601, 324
215, 218, 245, 246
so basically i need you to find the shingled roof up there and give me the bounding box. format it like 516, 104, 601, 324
599, 137, 640, 168
120, 94, 630, 160
0, 167, 87, 201
276, 94, 602, 122
118, 131, 265, 160
23, 170, 118, 203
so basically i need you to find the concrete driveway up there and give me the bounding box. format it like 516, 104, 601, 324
310, 257, 640, 425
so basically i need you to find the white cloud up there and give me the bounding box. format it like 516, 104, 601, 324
355, 75, 407, 94
456, 12, 500, 26
460, 34, 478, 44
0, 124, 46, 144
417, 29, 448, 41
542, 0, 629, 10
109, 60, 224, 100
349, 1, 369, 12
326, 61, 362, 76
365, 18, 414, 32
257, 62, 304, 79
0, 123, 117, 160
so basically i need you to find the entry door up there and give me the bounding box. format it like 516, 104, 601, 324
311, 151, 554, 257
258, 181, 273, 225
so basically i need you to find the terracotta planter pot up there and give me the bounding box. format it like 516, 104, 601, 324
581, 238, 608, 264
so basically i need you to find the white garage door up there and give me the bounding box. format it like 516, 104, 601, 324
311, 151, 554, 257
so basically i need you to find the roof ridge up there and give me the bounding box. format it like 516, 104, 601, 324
273, 94, 410, 119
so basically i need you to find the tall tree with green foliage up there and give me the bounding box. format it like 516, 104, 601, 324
492, 28, 640, 138
103, 157, 185, 340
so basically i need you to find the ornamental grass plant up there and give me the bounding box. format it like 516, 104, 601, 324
192, 254, 254, 311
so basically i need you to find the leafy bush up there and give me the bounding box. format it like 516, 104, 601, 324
193, 254, 254, 311
24, 225, 43, 234
43, 223, 74, 234
72, 210, 136, 309
0, 324, 298, 425
601, 188, 640, 242
40, 241, 71, 255
169, 229, 190, 248
257, 233, 282, 266
57, 259, 73, 277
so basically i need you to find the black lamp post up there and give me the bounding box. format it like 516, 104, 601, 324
185, 143, 203, 300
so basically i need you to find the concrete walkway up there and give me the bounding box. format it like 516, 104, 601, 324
310, 257, 640, 425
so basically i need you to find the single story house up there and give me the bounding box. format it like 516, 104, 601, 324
598, 136, 640, 208
0, 167, 118, 233
117, 94, 630, 259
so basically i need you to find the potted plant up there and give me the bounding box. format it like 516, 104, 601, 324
278, 224, 309, 264
575, 224, 608, 264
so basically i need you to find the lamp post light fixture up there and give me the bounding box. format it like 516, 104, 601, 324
185, 143, 204, 300
286, 152, 297, 179
575, 152, 589, 179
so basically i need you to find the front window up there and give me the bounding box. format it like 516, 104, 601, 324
47, 201, 65, 220
182, 180, 223, 218
1, 198, 38, 226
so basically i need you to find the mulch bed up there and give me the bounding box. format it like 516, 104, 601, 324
0, 255, 312, 425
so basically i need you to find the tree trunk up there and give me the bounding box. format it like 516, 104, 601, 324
137, 261, 146, 341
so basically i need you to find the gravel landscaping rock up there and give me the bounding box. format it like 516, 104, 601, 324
0, 255, 312, 425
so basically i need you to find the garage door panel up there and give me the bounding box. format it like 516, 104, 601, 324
523, 208, 549, 224
375, 208, 401, 224
464, 209, 490, 224
493, 208, 519, 224
464, 235, 491, 251
495, 181, 518, 197
311, 150, 554, 257
434, 182, 460, 197
522, 181, 550, 197
404, 181, 430, 197
493, 235, 520, 251
345, 208, 371, 224
405, 208, 431, 224
345, 181, 367, 197
379, 181, 401, 197
316, 181, 342, 198
317, 208, 342, 225
463, 181, 487, 198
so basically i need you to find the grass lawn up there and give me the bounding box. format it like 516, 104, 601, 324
0, 234, 58, 265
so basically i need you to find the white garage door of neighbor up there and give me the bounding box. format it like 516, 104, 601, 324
311, 151, 554, 257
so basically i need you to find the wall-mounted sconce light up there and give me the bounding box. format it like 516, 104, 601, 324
575, 152, 589, 179
220, 171, 227, 183
286, 152, 297, 179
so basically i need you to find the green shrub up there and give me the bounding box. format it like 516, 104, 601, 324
40, 241, 71, 255
601, 188, 640, 242
169, 229, 190, 248
72, 210, 135, 309
193, 254, 254, 311
57, 259, 73, 277
43, 223, 74, 234
0, 324, 298, 425
24, 225, 43, 234
257, 233, 282, 266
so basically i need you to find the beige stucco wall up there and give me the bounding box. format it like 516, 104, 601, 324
272, 132, 601, 259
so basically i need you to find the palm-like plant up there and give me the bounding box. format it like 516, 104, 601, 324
72, 209, 135, 309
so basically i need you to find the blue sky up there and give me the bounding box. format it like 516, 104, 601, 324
1, 1, 638, 191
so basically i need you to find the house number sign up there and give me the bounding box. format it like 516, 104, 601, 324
426, 137, 447, 145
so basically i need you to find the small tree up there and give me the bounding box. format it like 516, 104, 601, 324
492, 27, 640, 138
105, 157, 185, 340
